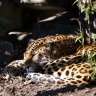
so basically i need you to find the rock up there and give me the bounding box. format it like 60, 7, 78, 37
93, 92, 96, 96
0, 41, 14, 68
32, 12, 79, 39
8, 31, 32, 43
19, 0, 76, 10
7, 31, 32, 59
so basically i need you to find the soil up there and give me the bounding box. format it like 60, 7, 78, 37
0, 74, 95, 96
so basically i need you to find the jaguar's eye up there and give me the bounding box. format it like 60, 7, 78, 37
45, 44, 51, 50
38, 53, 42, 57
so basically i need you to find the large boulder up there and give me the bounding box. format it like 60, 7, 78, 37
32, 12, 79, 39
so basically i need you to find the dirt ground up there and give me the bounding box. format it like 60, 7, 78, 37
0, 74, 95, 96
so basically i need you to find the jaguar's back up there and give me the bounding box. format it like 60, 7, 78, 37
24, 34, 80, 65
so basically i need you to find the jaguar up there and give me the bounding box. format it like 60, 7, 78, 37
24, 34, 79, 63
26, 43, 96, 87
24, 34, 80, 70
26, 62, 94, 87
3, 34, 96, 87
4, 34, 79, 75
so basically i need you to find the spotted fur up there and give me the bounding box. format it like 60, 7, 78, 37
24, 34, 79, 63
3, 35, 96, 87
27, 63, 93, 87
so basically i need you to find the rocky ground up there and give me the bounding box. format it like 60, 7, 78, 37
0, 74, 96, 96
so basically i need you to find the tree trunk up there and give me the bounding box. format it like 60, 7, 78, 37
78, 0, 96, 43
